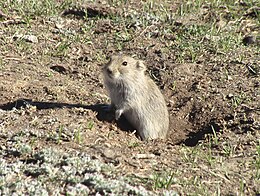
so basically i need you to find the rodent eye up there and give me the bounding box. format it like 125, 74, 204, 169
122, 61, 127, 66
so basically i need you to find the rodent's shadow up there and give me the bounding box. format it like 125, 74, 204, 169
0, 98, 134, 132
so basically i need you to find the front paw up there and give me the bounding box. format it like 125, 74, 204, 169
115, 109, 123, 120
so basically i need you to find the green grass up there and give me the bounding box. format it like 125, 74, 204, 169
151, 170, 176, 190
3, 0, 258, 65
0, 0, 69, 17
128, 141, 140, 148
54, 40, 71, 57
58, 125, 64, 144
86, 120, 95, 130
74, 128, 82, 144
255, 141, 260, 179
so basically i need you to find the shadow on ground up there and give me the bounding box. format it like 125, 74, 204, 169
181, 122, 221, 147
0, 98, 134, 133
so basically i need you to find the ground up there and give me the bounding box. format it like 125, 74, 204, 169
0, 0, 259, 195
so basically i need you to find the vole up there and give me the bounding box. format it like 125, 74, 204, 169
102, 55, 169, 140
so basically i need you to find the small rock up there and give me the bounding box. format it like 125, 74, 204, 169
216, 19, 226, 29
102, 148, 116, 159
227, 93, 234, 99
227, 75, 233, 80
134, 153, 156, 159
13, 34, 38, 43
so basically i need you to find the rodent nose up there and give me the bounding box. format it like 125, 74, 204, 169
107, 68, 113, 75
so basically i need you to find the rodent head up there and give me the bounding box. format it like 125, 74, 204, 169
103, 55, 146, 81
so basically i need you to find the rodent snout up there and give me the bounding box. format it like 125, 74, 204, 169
106, 67, 113, 75
105, 67, 120, 79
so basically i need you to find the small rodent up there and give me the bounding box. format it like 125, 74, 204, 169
102, 55, 169, 140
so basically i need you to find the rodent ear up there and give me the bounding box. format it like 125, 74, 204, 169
136, 60, 146, 71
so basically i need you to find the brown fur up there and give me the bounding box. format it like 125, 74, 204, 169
102, 55, 169, 140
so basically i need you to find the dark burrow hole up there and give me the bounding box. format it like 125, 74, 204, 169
181, 122, 221, 147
